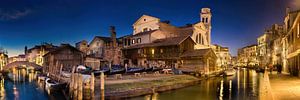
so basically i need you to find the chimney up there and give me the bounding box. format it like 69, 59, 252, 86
110, 26, 117, 48
25, 46, 28, 55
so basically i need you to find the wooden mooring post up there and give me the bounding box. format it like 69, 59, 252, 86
91, 73, 95, 100
101, 72, 105, 100
69, 66, 97, 100
78, 74, 83, 100
73, 73, 78, 100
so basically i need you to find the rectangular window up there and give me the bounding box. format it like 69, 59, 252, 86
137, 38, 141, 43
132, 39, 135, 44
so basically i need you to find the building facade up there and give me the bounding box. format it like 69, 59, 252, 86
211, 44, 232, 69
76, 26, 123, 69
44, 44, 84, 73
285, 9, 300, 76
129, 8, 212, 50
0, 52, 8, 71
122, 8, 217, 74
8, 54, 26, 63
25, 43, 57, 66
237, 44, 258, 67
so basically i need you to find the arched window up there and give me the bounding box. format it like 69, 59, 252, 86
199, 34, 202, 44
196, 35, 199, 44
202, 37, 204, 45
205, 18, 208, 23
143, 28, 148, 32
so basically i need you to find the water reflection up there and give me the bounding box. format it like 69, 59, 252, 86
1, 66, 65, 100
131, 69, 262, 100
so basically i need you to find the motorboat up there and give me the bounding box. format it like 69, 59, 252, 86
224, 69, 236, 76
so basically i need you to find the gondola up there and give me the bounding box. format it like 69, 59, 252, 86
152, 67, 163, 72
45, 78, 66, 94
144, 67, 153, 72
126, 67, 145, 73
93, 68, 110, 76
224, 69, 236, 76
108, 68, 126, 75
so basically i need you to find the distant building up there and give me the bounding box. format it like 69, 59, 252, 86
8, 54, 26, 63
25, 43, 57, 66
75, 40, 89, 54
0, 52, 8, 71
257, 24, 285, 67
237, 44, 258, 67
211, 44, 232, 69
43, 44, 84, 73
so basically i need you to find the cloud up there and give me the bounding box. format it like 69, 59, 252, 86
0, 8, 32, 21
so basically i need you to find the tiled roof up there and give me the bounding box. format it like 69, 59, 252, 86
124, 36, 193, 49
126, 30, 157, 38
180, 48, 214, 58
44, 44, 83, 56
94, 36, 112, 42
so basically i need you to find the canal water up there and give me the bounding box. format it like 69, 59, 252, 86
0, 70, 66, 100
130, 68, 263, 100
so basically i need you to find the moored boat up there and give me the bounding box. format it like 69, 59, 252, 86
126, 67, 145, 73
224, 69, 236, 76
60, 71, 71, 78
45, 78, 66, 94
152, 67, 163, 72
109, 68, 126, 75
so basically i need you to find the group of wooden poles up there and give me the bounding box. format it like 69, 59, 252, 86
68, 67, 105, 100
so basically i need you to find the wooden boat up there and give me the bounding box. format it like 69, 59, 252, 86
45, 78, 66, 94
224, 69, 236, 76
60, 71, 71, 78
145, 67, 153, 72
152, 67, 163, 72
126, 67, 145, 73
93, 69, 110, 76
108, 68, 126, 75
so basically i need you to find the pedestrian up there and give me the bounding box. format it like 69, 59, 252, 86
269, 64, 273, 74
279, 64, 282, 74
276, 64, 280, 74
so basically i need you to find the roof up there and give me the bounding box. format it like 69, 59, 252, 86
124, 36, 194, 49
27, 43, 57, 52
126, 30, 157, 38
133, 14, 160, 26
180, 48, 216, 58
44, 44, 83, 57
94, 36, 112, 42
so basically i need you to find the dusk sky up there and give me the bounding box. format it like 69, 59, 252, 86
0, 0, 298, 57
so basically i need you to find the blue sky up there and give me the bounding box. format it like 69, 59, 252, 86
0, 0, 298, 57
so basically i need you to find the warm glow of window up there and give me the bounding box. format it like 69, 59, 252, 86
151, 49, 155, 55
143, 28, 148, 32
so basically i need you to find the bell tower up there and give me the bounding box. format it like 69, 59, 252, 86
200, 8, 212, 45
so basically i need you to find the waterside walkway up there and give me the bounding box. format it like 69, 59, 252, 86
269, 72, 300, 100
